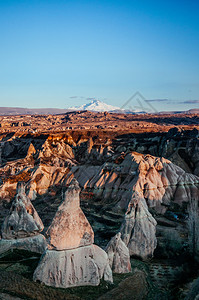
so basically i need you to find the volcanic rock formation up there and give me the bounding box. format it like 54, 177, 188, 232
46, 178, 94, 250
33, 179, 113, 288
120, 193, 157, 260
64, 152, 199, 258
105, 232, 131, 273
0, 182, 46, 254
0, 131, 199, 260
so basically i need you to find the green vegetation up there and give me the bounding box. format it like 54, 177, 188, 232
0, 250, 165, 300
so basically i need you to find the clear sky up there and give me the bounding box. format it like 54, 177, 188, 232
0, 0, 198, 111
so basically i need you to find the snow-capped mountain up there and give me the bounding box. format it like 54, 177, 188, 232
69, 99, 120, 112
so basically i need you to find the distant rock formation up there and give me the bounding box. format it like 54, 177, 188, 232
26, 143, 36, 158
0, 182, 46, 254
0, 234, 46, 255
105, 232, 131, 273
33, 179, 113, 288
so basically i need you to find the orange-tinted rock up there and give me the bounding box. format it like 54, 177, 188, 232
33, 178, 113, 288
26, 143, 36, 158
46, 178, 94, 250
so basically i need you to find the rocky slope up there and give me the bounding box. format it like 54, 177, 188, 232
0, 114, 199, 298
0, 110, 199, 133
0, 131, 198, 261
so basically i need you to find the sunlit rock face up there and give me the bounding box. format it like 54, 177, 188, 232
105, 232, 131, 273
0, 130, 199, 261
65, 152, 199, 259
33, 179, 113, 288
65, 151, 199, 216
0, 182, 46, 254
1, 182, 44, 239
46, 178, 94, 250
66, 152, 199, 213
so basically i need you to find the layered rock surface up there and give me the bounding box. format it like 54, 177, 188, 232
33, 179, 113, 288
65, 152, 199, 258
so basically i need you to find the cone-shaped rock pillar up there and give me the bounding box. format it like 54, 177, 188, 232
46, 178, 94, 250
105, 232, 131, 273
1, 182, 44, 239
0, 182, 46, 254
120, 192, 157, 260
34, 178, 113, 288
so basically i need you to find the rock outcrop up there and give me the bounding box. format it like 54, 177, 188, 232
0, 130, 199, 260
0, 182, 46, 254
0, 234, 46, 254
33, 244, 112, 288
64, 152, 199, 258
1, 182, 44, 239
33, 179, 113, 288
105, 232, 131, 273
46, 179, 94, 250
120, 193, 157, 260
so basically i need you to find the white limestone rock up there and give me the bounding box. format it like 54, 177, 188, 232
120, 192, 157, 260
105, 232, 131, 273
1, 182, 44, 239
0, 234, 47, 254
33, 244, 113, 288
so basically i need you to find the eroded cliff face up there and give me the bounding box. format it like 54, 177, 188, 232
65, 152, 199, 212
64, 152, 199, 258
0, 131, 198, 260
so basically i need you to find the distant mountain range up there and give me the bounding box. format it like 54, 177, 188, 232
0, 107, 70, 116
159, 108, 199, 114
0, 100, 198, 116
69, 99, 120, 112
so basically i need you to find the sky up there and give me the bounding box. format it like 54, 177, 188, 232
0, 0, 199, 112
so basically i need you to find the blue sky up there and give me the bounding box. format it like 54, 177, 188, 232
0, 0, 198, 111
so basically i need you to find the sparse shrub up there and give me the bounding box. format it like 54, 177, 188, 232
163, 229, 183, 257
